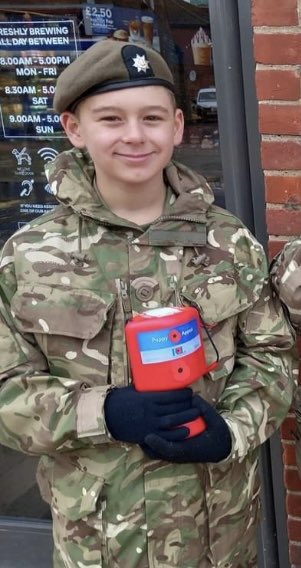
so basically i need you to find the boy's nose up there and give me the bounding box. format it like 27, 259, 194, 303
122, 120, 146, 143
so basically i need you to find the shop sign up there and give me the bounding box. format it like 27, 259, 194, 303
0, 19, 78, 138
0, 17, 79, 241
82, 4, 159, 50
82, 4, 114, 36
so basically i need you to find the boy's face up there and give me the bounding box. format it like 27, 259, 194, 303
61, 85, 184, 189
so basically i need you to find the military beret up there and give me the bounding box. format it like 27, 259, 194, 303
53, 40, 175, 113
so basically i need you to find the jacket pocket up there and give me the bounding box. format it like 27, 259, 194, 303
37, 455, 107, 567
180, 263, 265, 382
11, 283, 116, 385
11, 283, 115, 338
37, 455, 105, 521
180, 284, 240, 384
181, 265, 261, 326
52, 467, 105, 522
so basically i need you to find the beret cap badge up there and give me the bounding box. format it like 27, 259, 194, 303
122, 45, 154, 79
132, 54, 150, 73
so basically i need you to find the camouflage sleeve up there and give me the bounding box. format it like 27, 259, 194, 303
218, 280, 298, 461
0, 261, 111, 456
270, 238, 301, 332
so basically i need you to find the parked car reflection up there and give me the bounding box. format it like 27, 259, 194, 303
196, 87, 217, 119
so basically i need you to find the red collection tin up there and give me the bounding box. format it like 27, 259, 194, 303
126, 306, 217, 391
126, 306, 218, 437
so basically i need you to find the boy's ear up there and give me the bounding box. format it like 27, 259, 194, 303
173, 109, 184, 147
60, 112, 85, 148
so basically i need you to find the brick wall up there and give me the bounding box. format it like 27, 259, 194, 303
252, 0, 301, 565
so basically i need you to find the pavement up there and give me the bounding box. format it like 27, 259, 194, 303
0, 520, 53, 568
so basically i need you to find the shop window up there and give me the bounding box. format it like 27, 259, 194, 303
0, 0, 222, 521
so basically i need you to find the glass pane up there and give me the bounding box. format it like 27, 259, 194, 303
0, 0, 223, 521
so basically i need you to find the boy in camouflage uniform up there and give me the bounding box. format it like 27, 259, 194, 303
271, 240, 301, 475
0, 40, 297, 568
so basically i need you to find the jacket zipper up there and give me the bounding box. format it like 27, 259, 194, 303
119, 279, 133, 385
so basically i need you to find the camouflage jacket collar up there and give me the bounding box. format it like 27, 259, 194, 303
45, 148, 214, 226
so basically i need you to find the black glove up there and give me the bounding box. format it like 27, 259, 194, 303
104, 386, 200, 444
142, 394, 232, 463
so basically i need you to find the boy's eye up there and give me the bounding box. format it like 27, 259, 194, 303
144, 115, 163, 122
99, 115, 122, 122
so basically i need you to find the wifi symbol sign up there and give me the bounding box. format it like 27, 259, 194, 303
37, 147, 59, 163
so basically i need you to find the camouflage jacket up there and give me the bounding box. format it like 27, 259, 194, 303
270, 238, 301, 332
271, 240, 301, 477
0, 149, 296, 567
